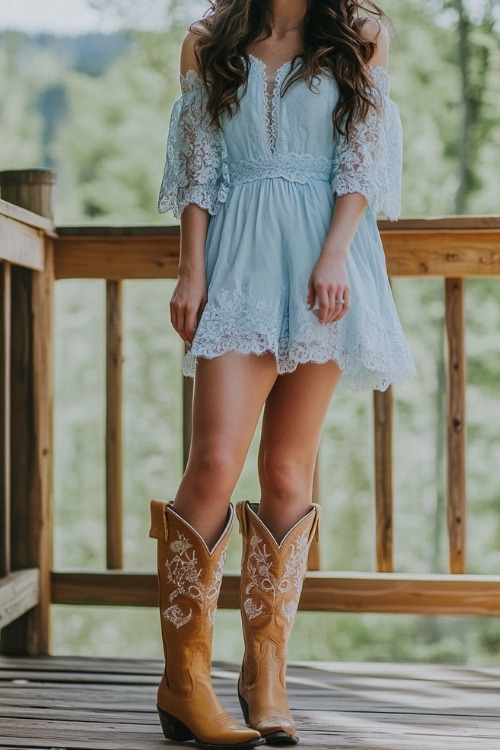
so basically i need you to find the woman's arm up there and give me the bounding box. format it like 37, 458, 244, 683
307, 20, 389, 326
170, 30, 210, 344
170, 203, 209, 343
306, 192, 366, 324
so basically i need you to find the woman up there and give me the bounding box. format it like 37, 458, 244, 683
150, 0, 416, 747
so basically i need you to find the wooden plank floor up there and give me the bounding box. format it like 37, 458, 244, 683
1, 657, 500, 749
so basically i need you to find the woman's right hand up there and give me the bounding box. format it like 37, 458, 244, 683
170, 267, 207, 344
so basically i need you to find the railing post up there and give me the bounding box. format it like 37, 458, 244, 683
445, 278, 467, 574
106, 280, 123, 569
374, 388, 394, 572
0, 261, 11, 578
0, 168, 56, 654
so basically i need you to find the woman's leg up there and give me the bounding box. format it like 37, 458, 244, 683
258, 360, 342, 541
173, 351, 279, 548
237, 361, 342, 744
152, 352, 277, 748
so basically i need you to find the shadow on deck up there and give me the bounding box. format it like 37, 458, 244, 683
1, 657, 500, 749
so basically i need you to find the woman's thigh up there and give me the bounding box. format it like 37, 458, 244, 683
180, 351, 278, 494
259, 360, 342, 488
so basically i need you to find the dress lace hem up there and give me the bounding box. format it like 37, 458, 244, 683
182, 285, 416, 393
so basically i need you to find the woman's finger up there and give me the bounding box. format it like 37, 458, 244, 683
184, 305, 198, 344
170, 300, 179, 335
333, 287, 350, 322
316, 287, 331, 325
330, 288, 345, 322
306, 277, 316, 310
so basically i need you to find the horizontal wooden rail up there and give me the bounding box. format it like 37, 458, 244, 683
0, 198, 54, 233
54, 217, 500, 280
51, 570, 500, 617
55, 227, 180, 279
0, 570, 40, 629
0, 216, 48, 273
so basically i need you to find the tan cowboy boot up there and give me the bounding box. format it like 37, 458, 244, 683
236, 501, 320, 745
150, 500, 263, 749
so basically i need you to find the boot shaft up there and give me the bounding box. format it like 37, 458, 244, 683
150, 500, 233, 648
237, 501, 320, 634
237, 501, 320, 742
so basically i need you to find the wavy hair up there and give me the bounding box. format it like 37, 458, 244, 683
192, 0, 388, 138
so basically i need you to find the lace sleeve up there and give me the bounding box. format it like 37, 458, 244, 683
158, 70, 230, 218
332, 67, 402, 221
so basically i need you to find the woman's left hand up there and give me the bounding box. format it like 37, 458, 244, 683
307, 254, 350, 325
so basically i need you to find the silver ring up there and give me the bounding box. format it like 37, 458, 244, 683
334, 299, 345, 305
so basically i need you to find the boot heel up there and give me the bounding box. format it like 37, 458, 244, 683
157, 704, 193, 742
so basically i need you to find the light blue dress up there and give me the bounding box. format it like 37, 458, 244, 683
159, 56, 416, 392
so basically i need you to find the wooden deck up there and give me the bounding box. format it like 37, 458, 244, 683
1, 658, 500, 749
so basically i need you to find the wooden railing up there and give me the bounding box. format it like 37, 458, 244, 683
0, 169, 56, 654
1, 169, 500, 656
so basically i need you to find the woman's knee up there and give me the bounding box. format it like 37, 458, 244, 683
186, 443, 241, 494
258, 448, 312, 499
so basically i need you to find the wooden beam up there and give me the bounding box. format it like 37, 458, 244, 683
300, 572, 500, 616
53, 224, 500, 280
105, 281, 123, 570
0, 197, 53, 233
0, 215, 45, 270
54, 234, 180, 280
374, 388, 393, 572
50, 570, 500, 616
51, 571, 157, 608
3, 239, 55, 654
383, 229, 500, 277
378, 215, 500, 231
445, 278, 467, 574
30, 236, 54, 654
0, 570, 39, 630
0, 262, 11, 577
0, 170, 55, 655
54, 216, 500, 238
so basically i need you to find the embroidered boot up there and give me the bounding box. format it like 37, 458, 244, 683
150, 500, 264, 749
236, 501, 321, 745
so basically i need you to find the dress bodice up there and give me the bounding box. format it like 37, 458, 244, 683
223, 56, 338, 164
158, 59, 402, 221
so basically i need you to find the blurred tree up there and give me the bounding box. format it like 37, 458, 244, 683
430, 0, 500, 212
88, 0, 206, 30
51, 27, 183, 223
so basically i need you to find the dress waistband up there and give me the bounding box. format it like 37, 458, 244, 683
229, 154, 333, 186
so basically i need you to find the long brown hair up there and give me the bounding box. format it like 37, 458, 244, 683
192, 0, 387, 137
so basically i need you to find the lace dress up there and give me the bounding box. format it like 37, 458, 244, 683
158, 56, 416, 392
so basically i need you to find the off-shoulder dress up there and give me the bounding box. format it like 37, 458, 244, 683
158, 56, 416, 392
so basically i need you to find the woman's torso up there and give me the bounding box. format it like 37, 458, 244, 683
220, 57, 339, 183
